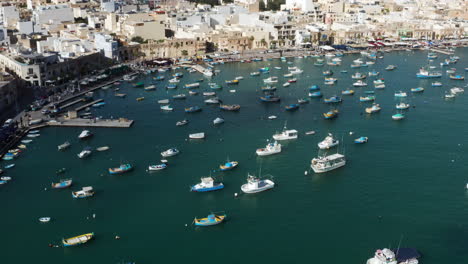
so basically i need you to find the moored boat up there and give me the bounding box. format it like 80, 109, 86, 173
62, 233, 94, 247
323, 109, 339, 119
51, 179, 72, 189
148, 163, 167, 171
311, 153, 346, 173
176, 119, 189, 126
189, 132, 205, 139
72, 186, 94, 198
161, 148, 180, 157
191, 177, 224, 192
78, 130, 92, 139
77, 147, 92, 159
318, 133, 339, 149
194, 213, 226, 227
392, 113, 405, 120
185, 106, 202, 113
355, 136, 368, 144
396, 103, 410, 110
285, 104, 299, 111
220, 161, 238, 171
365, 103, 381, 114
256, 141, 281, 156
58, 141, 71, 151
108, 164, 133, 174
241, 174, 275, 194
219, 104, 240, 111
410, 87, 424, 93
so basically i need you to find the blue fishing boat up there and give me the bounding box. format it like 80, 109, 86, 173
185, 106, 202, 113
261, 86, 276, 92
309, 91, 322, 98
220, 161, 238, 171
108, 164, 133, 174
410, 87, 424, 93
359, 96, 375, 102
173, 72, 183, 78
259, 94, 280, 102
342, 89, 354, 95
51, 179, 73, 189
194, 213, 226, 227
191, 177, 224, 192
323, 96, 342, 104
259, 67, 270, 72
323, 110, 339, 119
309, 85, 320, 91
449, 75, 465, 80
285, 104, 299, 111
354, 136, 368, 144
431, 82, 442, 87
225, 79, 239, 85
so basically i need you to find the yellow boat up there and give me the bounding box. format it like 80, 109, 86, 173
62, 232, 94, 247
136, 97, 145, 101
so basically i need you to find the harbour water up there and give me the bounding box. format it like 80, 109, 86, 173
2, 48, 468, 263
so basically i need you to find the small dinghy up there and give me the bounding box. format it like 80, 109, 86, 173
189, 132, 205, 139
1, 176, 11, 181
39, 217, 51, 223
354, 136, 368, 144
4, 164, 15, 169
392, 113, 405, 120
148, 164, 167, 171
176, 119, 189, 126
305, 131, 316, 135
27, 134, 40, 138
58, 141, 71, 151
213, 117, 224, 125
268, 115, 277, 120
21, 140, 33, 144
96, 146, 110, 152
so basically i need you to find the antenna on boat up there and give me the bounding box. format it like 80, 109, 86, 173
396, 234, 404, 257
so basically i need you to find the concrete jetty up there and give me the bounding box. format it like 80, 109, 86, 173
59, 98, 87, 110
429, 48, 454, 55
75, 99, 104, 112
48, 118, 134, 128
191, 64, 208, 74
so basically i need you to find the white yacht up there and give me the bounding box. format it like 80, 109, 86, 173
161, 148, 180, 157
311, 153, 346, 173
317, 133, 339, 149
290, 68, 303, 74
241, 174, 275, 194
256, 141, 281, 156
272, 124, 298, 141
78, 130, 92, 139
160, 105, 173, 111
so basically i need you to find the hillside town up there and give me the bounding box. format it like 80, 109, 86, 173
0, 0, 466, 114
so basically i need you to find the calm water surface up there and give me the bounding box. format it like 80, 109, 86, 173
2, 48, 468, 264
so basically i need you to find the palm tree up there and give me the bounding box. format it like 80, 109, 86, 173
260, 38, 267, 47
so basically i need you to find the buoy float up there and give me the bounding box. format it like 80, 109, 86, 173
304, 171, 308, 175
234, 193, 238, 197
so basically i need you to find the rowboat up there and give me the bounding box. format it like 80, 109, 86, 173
96, 146, 110, 152
323, 110, 339, 119
136, 97, 145, 101
51, 179, 72, 189
194, 213, 226, 227
39, 217, 51, 223
355, 136, 368, 144
62, 233, 94, 247
285, 104, 299, 111
189, 133, 205, 139
108, 164, 133, 174
220, 161, 238, 171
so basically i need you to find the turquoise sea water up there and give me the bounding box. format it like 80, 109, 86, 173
2, 48, 468, 263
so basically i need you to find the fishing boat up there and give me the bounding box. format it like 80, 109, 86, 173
51, 179, 72, 189
166, 84, 177, 89
449, 75, 465, 80
396, 103, 410, 110
431, 82, 442, 87
256, 141, 281, 156
373, 79, 385, 85
189, 90, 198, 96
365, 104, 381, 114
184, 82, 200, 89
353, 80, 367, 87
309, 91, 322, 98
78, 130, 92, 139
77, 147, 92, 159
360, 96, 375, 102
259, 67, 269, 72
27, 133, 40, 138
173, 94, 186, 100
392, 113, 405, 120
173, 72, 183, 78
204, 97, 220, 104
72, 186, 94, 198
176, 119, 189, 126
342, 89, 354, 95
283, 73, 293, 78
285, 104, 299, 111
287, 78, 297, 83
108, 164, 133, 174
203, 92, 216, 96
220, 161, 238, 171
416, 68, 442, 78
352, 72, 366, 79
318, 133, 339, 149
194, 213, 226, 227
290, 68, 303, 74
283, 82, 290, 87
263, 77, 278, 84
323, 96, 342, 104
39, 217, 51, 223
355, 137, 368, 144
191, 177, 224, 192
136, 97, 145, 101
58, 141, 71, 151
185, 106, 202, 113
323, 70, 333, 76
219, 104, 240, 111
133, 82, 144, 88
305, 131, 316, 135
96, 146, 109, 152
154, 76, 165, 81
148, 163, 167, 171
21, 140, 33, 144
268, 115, 277, 120
225, 79, 239, 85
427, 52, 438, 59
385, 65, 396, 71
4, 164, 14, 169
189, 133, 205, 139
323, 110, 339, 119
161, 148, 180, 157
311, 153, 346, 173
161, 105, 173, 111
209, 84, 222, 90
144, 85, 156, 91
368, 70, 379, 76
213, 117, 224, 125
272, 124, 298, 141
62, 233, 94, 246
250, 72, 260, 76
410, 87, 424, 93
309, 85, 320, 91
445, 93, 455, 99
235, 76, 244, 80
259, 94, 281, 102
115, 93, 126, 98
394, 91, 407, 98
298, 98, 309, 104
241, 174, 275, 194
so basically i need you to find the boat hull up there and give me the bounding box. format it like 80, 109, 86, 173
191, 184, 224, 192
311, 160, 346, 173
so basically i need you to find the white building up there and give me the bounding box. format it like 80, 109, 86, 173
33, 4, 74, 25
0, 5, 20, 28
282, 0, 316, 12
0, 25, 9, 45
94, 33, 118, 59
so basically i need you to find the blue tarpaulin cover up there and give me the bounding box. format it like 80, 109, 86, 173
393, 248, 421, 262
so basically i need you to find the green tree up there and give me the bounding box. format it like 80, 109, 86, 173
181, 50, 189, 56
74, 17, 88, 24
259, 0, 266, 11
131, 36, 145, 44
260, 38, 267, 47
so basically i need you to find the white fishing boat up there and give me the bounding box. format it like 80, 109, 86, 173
204, 97, 220, 104
189, 133, 205, 139
78, 130, 92, 139
353, 80, 367, 87
235, 76, 244, 80
311, 153, 346, 173
272, 128, 298, 141
392, 113, 405, 120
168, 78, 180, 83
290, 68, 303, 74
318, 133, 339, 149
263, 76, 278, 84
256, 141, 281, 156
396, 103, 410, 110
203, 92, 216, 96
148, 164, 167, 171
268, 115, 277, 120
161, 148, 180, 157
241, 174, 275, 194
161, 105, 173, 111
213, 117, 224, 125
365, 247, 422, 264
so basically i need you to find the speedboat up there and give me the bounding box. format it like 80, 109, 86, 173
72, 186, 95, 199
194, 213, 226, 227
148, 164, 167, 171
396, 103, 410, 110
250, 72, 260, 76
318, 133, 339, 149
392, 113, 405, 120
189, 133, 205, 139
451, 87, 464, 94
161, 148, 180, 157
77, 148, 92, 159
108, 164, 133, 174
96, 146, 109, 152
309, 85, 320, 91
355, 136, 368, 144
78, 130, 92, 139
311, 153, 346, 173
385, 65, 396, 71
191, 177, 224, 192
272, 125, 298, 141
256, 141, 281, 156
220, 161, 238, 171
259, 94, 281, 102
241, 174, 275, 194
268, 115, 277, 120
213, 117, 224, 125
365, 104, 381, 114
